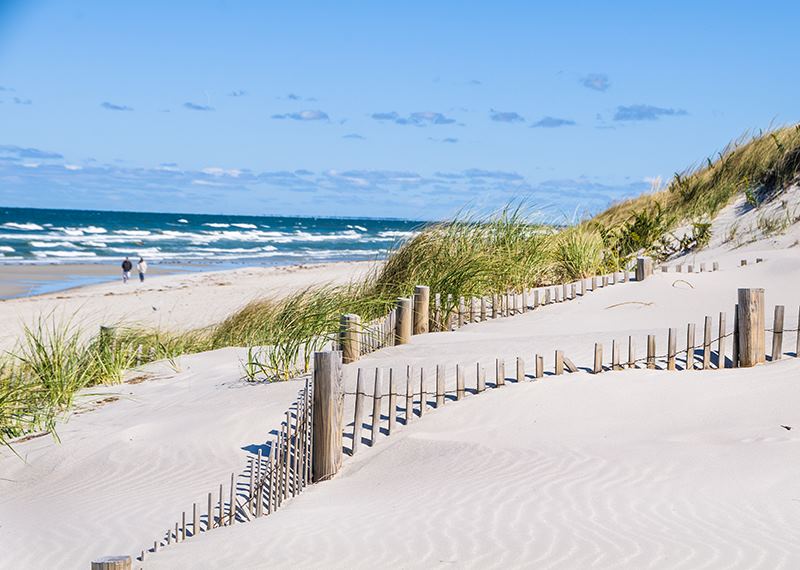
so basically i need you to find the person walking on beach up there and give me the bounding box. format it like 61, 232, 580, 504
121, 257, 133, 283
137, 257, 148, 283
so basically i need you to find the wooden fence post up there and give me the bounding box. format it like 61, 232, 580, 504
395, 297, 413, 345
737, 288, 765, 367
732, 304, 739, 368
667, 328, 676, 370
593, 343, 603, 374
717, 312, 726, 369
772, 305, 784, 361
713, 261, 719, 271
387, 370, 397, 434
535, 354, 543, 378
703, 316, 712, 369
516, 357, 525, 382
91, 557, 131, 570
412, 286, 430, 335
351, 369, 365, 455
627, 336, 635, 368
554, 350, 564, 375
371, 369, 382, 445
635, 257, 653, 281
612, 340, 621, 370
436, 364, 445, 407
647, 334, 656, 369
495, 358, 505, 386
686, 323, 696, 371
312, 351, 343, 482
476, 363, 486, 392
340, 314, 361, 364
796, 307, 800, 358
456, 364, 465, 400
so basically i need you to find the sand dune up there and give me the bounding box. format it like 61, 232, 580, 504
2, 248, 800, 568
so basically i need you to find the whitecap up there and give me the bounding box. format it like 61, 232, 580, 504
203, 223, 230, 228
114, 230, 152, 237
177, 218, 189, 223
30, 241, 80, 248
33, 250, 97, 258
0, 245, 15, 252
2, 222, 44, 231
231, 223, 257, 229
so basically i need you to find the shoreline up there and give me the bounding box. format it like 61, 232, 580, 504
0, 257, 380, 301
0, 259, 377, 350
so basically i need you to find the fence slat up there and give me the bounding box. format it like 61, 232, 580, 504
612, 340, 621, 370
627, 336, 635, 368
496, 358, 505, 386
772, 305, 784, 360
647, 335, 656, 369
477, 363, 486, 392
352, 370, 365, 454
535, 354, 543, 379
703, 316, 712, 369
405, 366, 413, 424
718, 312, 726, 369
371, 369, 382, 446
593, 343, 603, 374
686, 323, 696, 371
516, 356, 525, 382
419, 368, 426, 417
434, 364, 444, 407
667, 328, 676, 370
456, 363, 465, 400
388, 370, 397, 434
555, 350, 564, 375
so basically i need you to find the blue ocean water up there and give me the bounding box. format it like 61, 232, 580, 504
0, 207, 422, 265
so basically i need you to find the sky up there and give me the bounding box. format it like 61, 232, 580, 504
0, 0, 798, 221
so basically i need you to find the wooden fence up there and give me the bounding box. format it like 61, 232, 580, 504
97, 256, 768, 567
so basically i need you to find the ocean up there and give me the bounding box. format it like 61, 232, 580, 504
0, 207, 422, 266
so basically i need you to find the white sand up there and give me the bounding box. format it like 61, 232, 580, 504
2, 244, 800, 568
0, 261, 373, 350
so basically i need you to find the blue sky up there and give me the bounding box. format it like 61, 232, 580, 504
0, 0, 798, 221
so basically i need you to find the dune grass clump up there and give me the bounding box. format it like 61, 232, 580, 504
592, 124, 800, 233
373, 206, 554, 300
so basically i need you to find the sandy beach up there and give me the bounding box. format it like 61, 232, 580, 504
0, 261, 374, 351
2, 242, 799, 568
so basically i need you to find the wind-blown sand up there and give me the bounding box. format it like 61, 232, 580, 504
2, 247, 800, 568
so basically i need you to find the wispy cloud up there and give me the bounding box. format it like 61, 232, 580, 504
183, 102, 215, 111
0, 144, 63, 159
271, 110, 329, 121
287, 93, 301, 101
580, 73, 610, 92
489, 109, 525, 123
342, 133, 365, 140
530, 116, 576, 128
613, 104, 688, 121
101, 101, 133, 111
371, 111, 456, 126
428, 137, 459, 144
13, 97, 32, 105
228, 90, 246, 97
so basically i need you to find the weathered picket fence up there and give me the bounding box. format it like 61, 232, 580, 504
93, 255, 767, 568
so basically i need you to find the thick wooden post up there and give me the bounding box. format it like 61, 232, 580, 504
635, 257, 653, 281
395, 297, 412, 345
312, 351, 343, 482
412, 286, 430, 335
772, 305, 784, 361
91, 557, 131, 570
516, 357, 525, 382
535, 354, 543, 378
737, 288, 765, 367
340, 314, 361, 364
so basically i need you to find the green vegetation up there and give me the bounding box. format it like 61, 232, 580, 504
4, 124, 800, 449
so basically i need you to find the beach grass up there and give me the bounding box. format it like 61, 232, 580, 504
4, 123, 800, 448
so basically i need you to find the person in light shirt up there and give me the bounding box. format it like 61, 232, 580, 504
136, 257, 148, 283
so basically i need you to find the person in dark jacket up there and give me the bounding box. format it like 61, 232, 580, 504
121, 257, 133, 283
